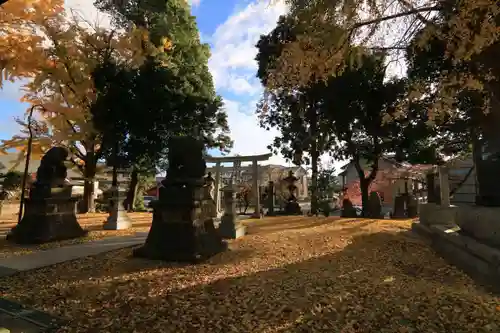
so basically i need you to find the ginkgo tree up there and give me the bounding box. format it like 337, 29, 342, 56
0, 0, 64, 85
0, 4, 166, 212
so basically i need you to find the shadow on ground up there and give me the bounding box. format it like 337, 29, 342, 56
244, 216, 361, 235
2, 227, 498, 333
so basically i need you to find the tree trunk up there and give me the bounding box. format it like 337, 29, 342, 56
353, 154, 379, 217
80, 151, 97, 214
124, 168, 139, 212
360, 179, 370, 218
310, 138, 319, 215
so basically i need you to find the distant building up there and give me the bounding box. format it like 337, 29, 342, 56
338, 156, 432, 207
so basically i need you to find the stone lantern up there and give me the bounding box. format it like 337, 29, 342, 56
103, 168, 133, 230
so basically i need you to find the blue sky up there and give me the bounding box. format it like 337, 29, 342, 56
1, 0, 342, 169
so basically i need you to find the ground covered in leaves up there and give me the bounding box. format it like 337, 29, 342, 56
0, 212, 151, 258
2, 217, 500, 332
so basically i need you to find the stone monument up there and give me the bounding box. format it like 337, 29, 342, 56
219, 183, 247, 239
133, 136, 227, 263
341, 198, 357, 217
406, 194, 419, 218
367, 191, 383, 218
265, 181, 275, 216
7, 147, 87, 244
283, 170, 302, 215
392, 194, 407, 218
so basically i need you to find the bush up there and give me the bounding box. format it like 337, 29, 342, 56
134, 195, 146, 211
0, 171, 23, 200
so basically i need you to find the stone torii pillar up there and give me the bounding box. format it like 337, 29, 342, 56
205, 152, 272, 219
213, 162, 222, 216
251, 159, 260, 218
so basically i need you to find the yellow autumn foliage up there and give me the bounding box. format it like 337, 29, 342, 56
0, 1, 170, 174
0, 0, 64, 83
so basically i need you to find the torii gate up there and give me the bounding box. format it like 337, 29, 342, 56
205, 153, 272, 218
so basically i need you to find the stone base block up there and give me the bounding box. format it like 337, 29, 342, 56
412, 222, 500, 291
219, 213, 247, 239
6, 198, 87, 244
455, 205, 500, 248
220, 223, 247, 239
103, 211, 133, 230
419, 203, 458, 226
133, 218, 227, 263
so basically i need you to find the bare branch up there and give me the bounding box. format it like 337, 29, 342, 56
352, 5, 441, 30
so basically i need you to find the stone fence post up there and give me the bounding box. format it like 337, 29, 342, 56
438, 166, 450, 207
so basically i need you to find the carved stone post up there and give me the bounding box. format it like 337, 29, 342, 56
251, 159, 261, 218
266, 181, 275, 216
438, 166, 450, 207
426, 172, 436, 203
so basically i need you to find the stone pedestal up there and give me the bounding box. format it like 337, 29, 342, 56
103, 187, 132, 230
133, 180, 227, 263
7, 186, 87, 244
219, 185, 246, 239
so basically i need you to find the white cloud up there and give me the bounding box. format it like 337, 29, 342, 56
207, 1, 350, 171
222, 98, 286, 166
207, 1, 348, 170
222, 96, 348, 170
188, 0, 201, 7
208, 1, 288, 96
206, 1, 290, 166
65, 0, 113, 28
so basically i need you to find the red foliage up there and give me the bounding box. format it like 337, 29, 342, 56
342, 170, 394, 206
341, 163, 433, 207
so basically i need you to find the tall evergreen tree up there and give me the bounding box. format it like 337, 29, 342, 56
93, 0, 231, 208
256, 16, 340, 214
